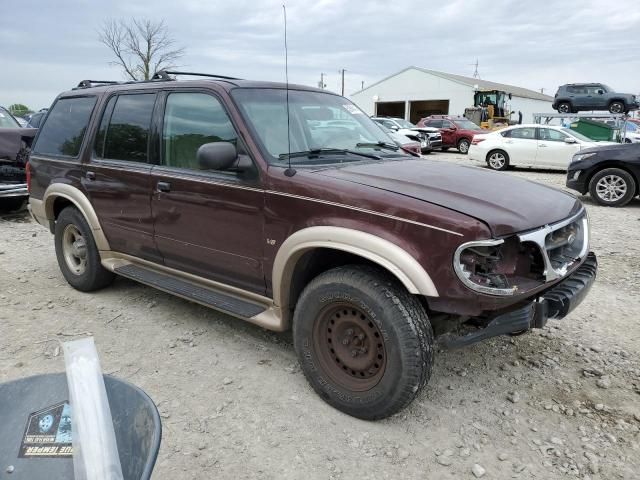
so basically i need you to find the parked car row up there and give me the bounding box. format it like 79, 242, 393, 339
370, 116, 441, 153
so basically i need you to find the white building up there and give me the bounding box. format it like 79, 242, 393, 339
350, 66, 554, 124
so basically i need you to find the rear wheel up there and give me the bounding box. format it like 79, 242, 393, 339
608, 101, 624, 114
458, 138, 470, 154
486, 150, 509, 171
557, 102, 572, 114
293, 265, 434, 420
54, 206, 115, 291
588, 168, 636, 207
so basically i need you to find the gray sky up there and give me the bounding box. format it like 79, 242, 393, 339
2, 0, 639, 110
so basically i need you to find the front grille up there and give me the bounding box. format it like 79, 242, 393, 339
517, 210, 589, 282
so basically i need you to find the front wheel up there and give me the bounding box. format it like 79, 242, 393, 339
54, 206, 115, 291
589, 168, 636, 207
458, 138, 470, 154
557, 102, 572, 114
293, 265, 434, 420
608, 101, 624, 114
486, 150, 510, 171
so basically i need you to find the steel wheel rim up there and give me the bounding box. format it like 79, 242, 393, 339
312, 302, 387, 392
610, 103, 623, 113
459, 140, 469, 153
62, 224, 87, 275
558, 104, 570, 113
595, 175, 627, 202
488, 152, 505, 169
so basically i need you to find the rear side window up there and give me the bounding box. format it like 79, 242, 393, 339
33, 96, 97, 157
95, 94, 156, 162
427, 119, 443, 128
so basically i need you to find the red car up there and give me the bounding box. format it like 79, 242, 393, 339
417, 115, 484, 154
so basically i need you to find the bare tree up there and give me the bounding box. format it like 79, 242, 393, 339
99, 19, 185, 81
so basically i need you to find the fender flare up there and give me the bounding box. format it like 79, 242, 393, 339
272, 226, 438, 311
42, 183, 111, 251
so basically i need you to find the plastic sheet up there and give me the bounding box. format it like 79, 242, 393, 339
63, 337, 124, 480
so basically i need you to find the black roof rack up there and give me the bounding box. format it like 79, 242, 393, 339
152, 70, 241, 81
76, 80, 120, 88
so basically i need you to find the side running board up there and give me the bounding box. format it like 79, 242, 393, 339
114, 264, 266, 318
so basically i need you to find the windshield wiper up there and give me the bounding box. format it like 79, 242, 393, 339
279, 148, 381, 161
355, 141, 400, 151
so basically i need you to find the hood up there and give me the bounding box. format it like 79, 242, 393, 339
317, 159, 580, 237
579, 142, 640, 155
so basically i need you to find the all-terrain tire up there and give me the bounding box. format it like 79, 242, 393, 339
293, 265, 434, 420
588, 168, 636, 207
54, 206, 115, 291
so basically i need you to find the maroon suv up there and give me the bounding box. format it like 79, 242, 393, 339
417, 115, 485, 154
28, 72, 597, 420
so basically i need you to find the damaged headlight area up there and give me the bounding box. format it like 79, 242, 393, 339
454, 237, 546, 296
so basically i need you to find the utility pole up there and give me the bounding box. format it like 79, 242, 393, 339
318, 72, 326, 89
472, 59, 480, 79
340, 69, 346, 96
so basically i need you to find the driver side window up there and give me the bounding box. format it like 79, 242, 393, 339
162, 92, 238, 170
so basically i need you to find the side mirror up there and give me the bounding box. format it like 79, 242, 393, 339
597, 89, 604, 95
564, 137, 577, 144
197, 142, 238, 171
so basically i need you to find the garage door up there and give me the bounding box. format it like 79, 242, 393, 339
409, 100, 450, 124
375, 101, 405, 118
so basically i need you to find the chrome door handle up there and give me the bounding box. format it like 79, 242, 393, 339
86, 171, 96, 181
157, 181, 171, 192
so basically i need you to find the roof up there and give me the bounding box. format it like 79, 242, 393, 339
353, 66, 554, 102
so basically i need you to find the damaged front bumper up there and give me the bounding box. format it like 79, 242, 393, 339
439, 252, 597, 349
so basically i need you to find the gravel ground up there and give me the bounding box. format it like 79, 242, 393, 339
1, 152, 639, 479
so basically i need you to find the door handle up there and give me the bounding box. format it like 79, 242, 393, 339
157, 181, 171, 192
539, 144, 547, 147
86, 171, 96, 181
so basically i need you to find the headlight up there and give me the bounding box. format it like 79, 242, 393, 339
572, 152, 596, 163
453, 237, 546, 296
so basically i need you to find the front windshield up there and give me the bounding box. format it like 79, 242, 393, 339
453, 119, 482, 130
394, 119, 415, 128
232, 88, 398, 164
0, 108, 20, 128
561, 128, 593, 142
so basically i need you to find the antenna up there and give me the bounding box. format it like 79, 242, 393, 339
283, 4, 296, 177
471, 59, 480, 79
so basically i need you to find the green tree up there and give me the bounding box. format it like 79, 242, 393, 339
8, 104, 32, 117
98, 19, 185, 81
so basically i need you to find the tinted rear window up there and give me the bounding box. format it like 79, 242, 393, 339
33, 97, 96, 157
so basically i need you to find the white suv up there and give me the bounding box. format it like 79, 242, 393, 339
371, 117, 442, 153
